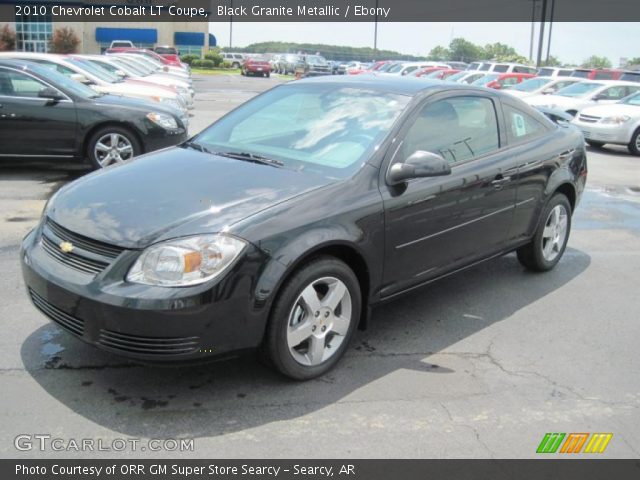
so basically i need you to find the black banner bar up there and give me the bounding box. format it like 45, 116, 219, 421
3, 460, 640, 480
1, 0, 640, 22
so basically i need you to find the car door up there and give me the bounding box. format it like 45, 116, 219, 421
0, 67, 77, 157
380, 92, 518, 298
500, 102, 565, 242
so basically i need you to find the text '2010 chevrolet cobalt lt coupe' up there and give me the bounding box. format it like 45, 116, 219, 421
21, 76, 587, 380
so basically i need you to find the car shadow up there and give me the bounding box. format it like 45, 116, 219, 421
20, 248, 590, 439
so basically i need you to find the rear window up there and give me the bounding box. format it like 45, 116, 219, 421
593, 71, 614, 80
621, 72, 640, 82
155, 47, 177, 55
571, 70, 590, 78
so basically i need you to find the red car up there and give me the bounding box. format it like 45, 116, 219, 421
153, 45, 181, 64
412, 66, 447, 78
571, 68, 624, 80
241, 57, 271, 77
106, 47, 184, 69
474, 72, 535, 89
421, 68, 461, 80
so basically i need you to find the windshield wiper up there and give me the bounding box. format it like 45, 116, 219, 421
215, 151, 284, 168
183, 140, 213, 154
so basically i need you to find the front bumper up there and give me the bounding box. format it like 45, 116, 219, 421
21, 227, 270, 362
572, 120, 634, 145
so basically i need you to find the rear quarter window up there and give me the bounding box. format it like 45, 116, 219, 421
503, 104, 547, 144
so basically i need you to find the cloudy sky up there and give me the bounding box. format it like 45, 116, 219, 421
208, 22, 640, 66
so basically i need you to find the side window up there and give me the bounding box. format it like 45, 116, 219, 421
0, 69, 47, 98
402, 96, 500, 166
599, 86, 628, 100
626, 86, 640, 96
493, 65, 508, 73
500, 76, 519, 86
504, 104, 546, 143
553, 80, 574, 91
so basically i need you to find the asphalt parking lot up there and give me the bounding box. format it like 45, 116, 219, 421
1, 73, 639, 459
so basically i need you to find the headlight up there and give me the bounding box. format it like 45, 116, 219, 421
146, 112, 178, 129
601, 115, 630, 125
127, 234, 247, 286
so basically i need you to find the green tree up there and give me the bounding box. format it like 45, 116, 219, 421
0, 24, 16, 51
540, 55, 562, 67
427, 45, 449, 61
48, 27, 80, 54
448, 38, 484, 62
581, 55, 612, 69
625, 57, 640, 68
483, 42, 517, 60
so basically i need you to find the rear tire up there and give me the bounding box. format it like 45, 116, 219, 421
586, 140, 605, 149
628, 128, 640, 156
517, 193, 572, 272
264, 256, 361, 380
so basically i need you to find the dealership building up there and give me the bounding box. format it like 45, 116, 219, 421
0, 1, 215, 55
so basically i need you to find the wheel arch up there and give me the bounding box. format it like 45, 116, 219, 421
256, 240, 373, 333
82, 121, 145, 159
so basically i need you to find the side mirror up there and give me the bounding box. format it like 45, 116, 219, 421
115, 69, 127, 78
38, 87, 65, 101
541, 87, 555, 95
388, 151, 451, 185
592, 94, 605, 101
70, 73, 91, 85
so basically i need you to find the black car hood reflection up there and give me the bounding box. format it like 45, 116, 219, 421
47, 147, 333, 249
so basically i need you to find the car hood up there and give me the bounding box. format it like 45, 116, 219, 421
94, 81, 175, 99
47, 147, 333, 249
527, 94, 582, 109
578, 103, 640, 118
90, 93, 176, 114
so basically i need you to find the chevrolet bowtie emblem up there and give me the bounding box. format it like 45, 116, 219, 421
59, 241, 74, 253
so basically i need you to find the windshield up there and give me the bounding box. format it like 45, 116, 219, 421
306, 55, 327, 65
445, 72, 466, 82
155, 47, 177, 55
423, 70, 446, 78
27, 63, 100, 99
388, 63, 406, 73
472, 74, 499, 86
117, 55, 158, 72
111, 58, 148, 76
512, 77, 552, 92
555, 82, 603, 97
620, 92, 640, 105
193, 84, 410, 178
67, 58, 121, 83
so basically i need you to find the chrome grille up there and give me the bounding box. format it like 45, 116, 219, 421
578, 114, 601, 123
98, 329, 200, 356
41, 218, 123, 275
29, 289, 84, 337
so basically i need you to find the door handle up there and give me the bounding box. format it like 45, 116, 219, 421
557, 148, 575, 160
491, 174, 511, 189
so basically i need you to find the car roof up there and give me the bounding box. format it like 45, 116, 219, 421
295, 74, 494, 96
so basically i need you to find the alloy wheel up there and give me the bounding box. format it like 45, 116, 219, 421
541, 204, 568, 262
94, 133, 134, 167
286, 276, 352, 366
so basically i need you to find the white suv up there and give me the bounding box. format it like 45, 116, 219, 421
222, 53, 245, 68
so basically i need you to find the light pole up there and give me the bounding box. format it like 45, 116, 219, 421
536, 0, 548, 67
529, 0, 538, 61
546, 0, 555, 64
373, 0, 379, 61
229, 0, 233, 49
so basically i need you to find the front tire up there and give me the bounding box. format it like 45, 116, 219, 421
265, 256, 361, 380
628, 128, 640, 156
517, 193, 572, 272
87, 126, 141, 170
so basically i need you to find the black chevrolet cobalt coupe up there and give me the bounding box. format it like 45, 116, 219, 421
21, 76, 587, 379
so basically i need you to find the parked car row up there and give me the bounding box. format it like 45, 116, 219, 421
0, 48, 193, 168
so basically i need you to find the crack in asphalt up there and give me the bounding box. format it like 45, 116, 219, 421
439, 401, 495, 458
